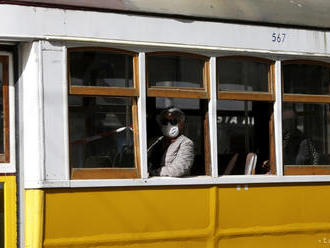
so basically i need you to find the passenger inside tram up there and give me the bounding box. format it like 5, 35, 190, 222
148, 107, 194, 177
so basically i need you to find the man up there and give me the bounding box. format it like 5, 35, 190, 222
148, 107, 194, 177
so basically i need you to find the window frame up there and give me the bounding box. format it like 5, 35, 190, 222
216, 56, 276, 175
282, 60, 330, 175
0, 56, 10, 163
145, 52, 212, 176
68, 47, 141, 179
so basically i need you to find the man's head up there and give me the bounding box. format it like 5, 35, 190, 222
159, 107, 185, 138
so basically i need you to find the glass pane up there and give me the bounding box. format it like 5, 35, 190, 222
0, 63, 3, 154
0, 183, 3, 248
217, 59, 269, 92
69, 50, 134, 87
283, 103, 330, 169
147, 97, 205, 176
217, 100, 273, 175
283, 63, 330, 95
147, 55, 204, 88
69, 96, 135, 169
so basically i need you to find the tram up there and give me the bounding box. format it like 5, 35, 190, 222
1, 1, 330, 247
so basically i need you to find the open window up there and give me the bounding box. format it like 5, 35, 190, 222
0, 57, 9, 163
68, 48, 140, 179
282, 61, 330, 175
146, 52, 210, 176
217, 57, 275, 175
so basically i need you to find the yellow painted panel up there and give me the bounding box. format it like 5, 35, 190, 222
0, 186, 3, 248
25, 190, 44, 248
217, 232, 330, 248
44, 236, 208, 248
217, 184, 330, 229
44, 186, 210, 240
0, 176, 16, 248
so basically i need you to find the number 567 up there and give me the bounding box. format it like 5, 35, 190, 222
272, 33, 286, 43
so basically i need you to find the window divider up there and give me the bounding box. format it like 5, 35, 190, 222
69, 86, 138, 97
218, 91, 274, 101
209, 57, 218, 177
274, 60, 283, 176
137, 52, 148, 179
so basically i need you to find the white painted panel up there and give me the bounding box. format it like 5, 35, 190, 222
20, 42, 44, 183
209, 57, 218, 177
0, 5, 328, 56
41, 41, 68, 180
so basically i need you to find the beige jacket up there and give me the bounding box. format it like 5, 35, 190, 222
159, 135, 194, 177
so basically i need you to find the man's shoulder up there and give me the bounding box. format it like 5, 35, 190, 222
179, 135, 193, 146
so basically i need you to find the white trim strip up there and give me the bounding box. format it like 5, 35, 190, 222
209, 57, 218, 177
274, 60, 283, 176
24, 175, 330, 188
62, 46, 70, 180
45, 35, 330, 57
137, 53, 148, 179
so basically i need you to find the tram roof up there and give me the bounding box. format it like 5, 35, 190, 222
3, 0, 330, 30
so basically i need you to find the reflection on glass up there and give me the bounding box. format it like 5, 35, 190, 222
0, 183, 3, 248
217, 59, 269, 92
283, 103, 330, 167
283, 64, 330, 95
69, 50, 133, 87
69, 96, 135, 168
0, 63, 3, 154
217, 100, 273, 175
147, 97, 205, 175
147, 55, 204, 88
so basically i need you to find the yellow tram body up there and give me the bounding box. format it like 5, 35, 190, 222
23, 184, 330, 248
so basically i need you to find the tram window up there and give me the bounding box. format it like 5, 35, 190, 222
283, 63, 330, 95
147, 54, 204, 88
146, 53, 210, 177
217, 100, 273, 175
217, 58, 271, 92
68, 48, 139, 179
69, 96, 135, 168
0, 57, 9, 163
69, 49, 134, 88
283, 61, 330, 175
217, 57, 275, 176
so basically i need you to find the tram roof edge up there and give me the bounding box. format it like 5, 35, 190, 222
2, 0, 330, 30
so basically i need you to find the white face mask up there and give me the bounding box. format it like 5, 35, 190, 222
161, 123, 179, 138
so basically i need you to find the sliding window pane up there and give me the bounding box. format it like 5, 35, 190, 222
69, 51, 133, 87
217, 100, 273, 175
217, 59, 269, 92
283, 103, 330, 169
69, 96, 135, 169
147, 55, 204, 88
283, 64, 330, 95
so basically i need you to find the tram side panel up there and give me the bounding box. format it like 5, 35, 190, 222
41, 184, 330, 248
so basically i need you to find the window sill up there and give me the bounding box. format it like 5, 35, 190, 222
24, 175, 330, 189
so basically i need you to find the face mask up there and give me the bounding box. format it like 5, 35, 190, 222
161, 123, 179, 138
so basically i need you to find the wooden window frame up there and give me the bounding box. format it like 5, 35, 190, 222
0, 56, 9, 163
146, 52, 212, 175
282, 60, 330, 175
68, 48, 140, 179
217, 56, 276, 175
